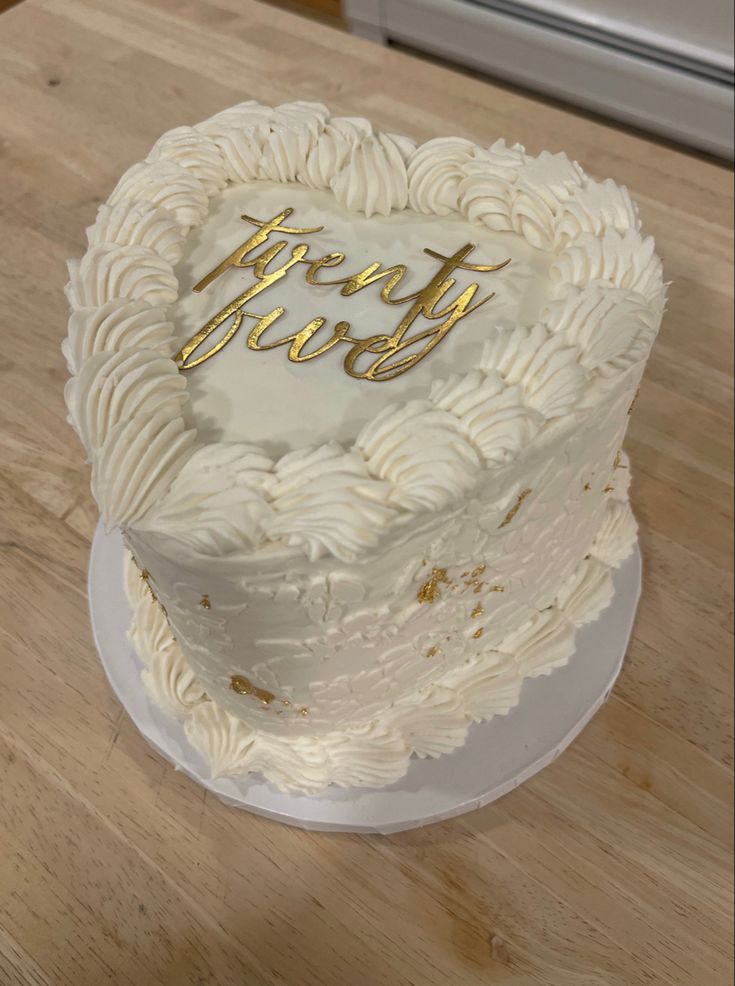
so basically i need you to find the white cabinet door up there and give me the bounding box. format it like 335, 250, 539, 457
345, 0, 734, 157
474, 0, 733, 76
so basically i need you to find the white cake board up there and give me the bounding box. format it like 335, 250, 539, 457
88, 523, 641, 834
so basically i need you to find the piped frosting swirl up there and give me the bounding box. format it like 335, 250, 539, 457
64, 100, 665, 561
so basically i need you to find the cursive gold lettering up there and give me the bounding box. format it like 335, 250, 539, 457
175, 208, 511, 381
303, 252, 346, 284
193, 209, 323, 293
246, 308, 354, 362
176, 242, 311, 369
313, 260, 410, 301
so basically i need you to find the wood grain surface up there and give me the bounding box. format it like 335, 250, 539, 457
0, 1, 732, 983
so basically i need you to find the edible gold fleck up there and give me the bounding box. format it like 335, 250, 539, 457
425, 646, 439, 658
471, 603, 484, 618
583, 482, 592, 491
489, 585, 505, 593
473, 627, 484, 639
140, 572, 158, 606
229, 675, 275, 705
298, 707, 309, 717
200, 594, 211, 609
463, 563, 488, 592
498, 489, 532, 528
417, 567, 450, 604
603, 485, 615, 493
138, 567, 158, 604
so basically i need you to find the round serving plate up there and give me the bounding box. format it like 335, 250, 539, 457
88, 522, 641, 834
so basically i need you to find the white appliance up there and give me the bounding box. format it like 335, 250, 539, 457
345, 0, 734, 157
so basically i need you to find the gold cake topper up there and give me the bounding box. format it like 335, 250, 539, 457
175, 208, 511, 382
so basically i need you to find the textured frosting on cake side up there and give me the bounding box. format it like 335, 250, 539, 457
64, 101, 666, 792
124, 479, 636, 792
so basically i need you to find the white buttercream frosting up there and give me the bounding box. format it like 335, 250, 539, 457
555, 177, 640, 246
195, 100, 271, 133
480, 323, 587, 418
196, 103, 273, 182
65, 102, 664, 543
555, 556, 613, 627
143, 646, 208, 720
545, 281, 660, 376
267, 443, 396, 562
457, 138, 526, 230
62, 299, 176, 376
87, 200, 187, 265
65, 100, 664, 792
257, 101, 330, 183
107, 160, 209, 231
590, 496, 638, 566
123, 489, 635, 792
135, 443, 275, 554
430, 370, 540, 464
330, 131, 415, 218
184, 704, 256, 777
509, 151, 585, 250
123, 550, 175, 663
356, 401, 481, 511
146, 126, 228, 196
66, 243, 178, 310
551, 228, 665, 305
298, 117, 373, 189
65, 348, 188, 454
504, 606, 576, 677
92, 409, 196, 527
407, 137, 479, 215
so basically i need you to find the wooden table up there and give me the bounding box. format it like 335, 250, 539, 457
0, 0, 732, 983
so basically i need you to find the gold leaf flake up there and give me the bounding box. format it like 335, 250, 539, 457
417, 567, 450, 604
229, 675, 275, 705
498, 489, 532, 528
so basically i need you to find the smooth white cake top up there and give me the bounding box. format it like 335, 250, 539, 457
173, 181, 551, 452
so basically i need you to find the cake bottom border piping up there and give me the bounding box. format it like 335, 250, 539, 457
123, 493, 638, 794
